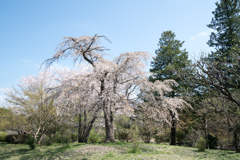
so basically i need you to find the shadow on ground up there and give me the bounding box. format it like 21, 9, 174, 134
0, 143, 85, 160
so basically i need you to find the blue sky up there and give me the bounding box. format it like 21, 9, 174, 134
0, 0, 217, 104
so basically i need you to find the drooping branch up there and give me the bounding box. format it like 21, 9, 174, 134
41, 34, 110, 68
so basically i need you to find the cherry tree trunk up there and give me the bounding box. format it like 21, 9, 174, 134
103, 110, 115, 143
170, 110, 176, 145
78, 136, 88, 143
170, 121, 176, 145
77, 111, 98, 143
78, 123, 94, 143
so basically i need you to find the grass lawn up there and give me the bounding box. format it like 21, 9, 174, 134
0, 142, 239, 160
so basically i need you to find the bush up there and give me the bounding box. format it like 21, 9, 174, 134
116, 129, 131, 142
196, 137, 206, 152
53, 133, 62, 143
4, 135, 15, 143
138, 123, 157, 143
140, 132, 151, 143
129, 125, 141, 153
41, 135, 52, 146
14, 134, 29, 144
70, 133, 78, 142
129, 142, 141, 153
4, 134, 30, 144
88, 133, 101, 143
184, 130, 199, 147
206, 134, 218, 149
154, 133, 167, 144
176, 129, 186, 145
0, 131, 6, 142
51, 130, 77, 144
218, 134, 233, 150
88, 129, 104, 143
115, 115, 132, 142
115, 115, 131, 129
61, 134, 71, 144
26, 136, 37, 150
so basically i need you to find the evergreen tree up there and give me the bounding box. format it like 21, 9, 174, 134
150, 31, 191, 145
207, 0, 240, 60
150, 31, 190, 88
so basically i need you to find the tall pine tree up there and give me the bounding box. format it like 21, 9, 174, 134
206, 0, 240, 152
207, 0, 240, 60
150, 31, 191, 145
150, 31, 190, 87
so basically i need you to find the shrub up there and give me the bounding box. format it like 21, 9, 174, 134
196, 137, 206, 152
140, 132, 151, 143
116, 129, 131, 142
4, 135, 15, 143
176, 129, 186, 145
154, 133, 167, 144
129, 142, 141, 153
115, 115, 131, 129
70, 133, 78, 142
14, 134, 29, 144
115, 115, 132, 142
138, 125, 153, 143
4, 133, 30, 144
184, 130, 199, 147
88, 133, 100, 143
129, 125, 141, 153
206, 134, 218, 149
52, 130, 76, 144
41, 135, 52, 146
138, 121, 159, 143
53, 133, 62, 143
154, 135, 162, 144
0, 131, 6, 142
26, 136, 37, 150
88, 129, 104, 143
218, 134, 233, 150
61, 134, 71, 144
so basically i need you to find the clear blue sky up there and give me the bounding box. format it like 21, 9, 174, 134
0, 0, 217, 104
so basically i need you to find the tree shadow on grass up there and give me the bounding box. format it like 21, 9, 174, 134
193, 149, 236, 154
0, 143, 85, 160
19, 146, 71, 160
193, 150, 206, 152
0, 142, 9, 146
0, 148, 29, 160
191, 149, 239, 159
19, 144, 86, 160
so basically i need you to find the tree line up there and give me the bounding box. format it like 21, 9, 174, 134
0, 0, 240, 153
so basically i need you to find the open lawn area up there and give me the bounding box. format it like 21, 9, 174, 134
0, 142, 239, 160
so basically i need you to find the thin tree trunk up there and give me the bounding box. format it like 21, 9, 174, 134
34, 127, 41, 144
203, 113, 209, 149
233, 127, 240, 153
38, 134, 45, 145
78, 108, 100, 143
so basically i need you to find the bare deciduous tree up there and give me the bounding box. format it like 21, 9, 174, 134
191, 52, 240, 152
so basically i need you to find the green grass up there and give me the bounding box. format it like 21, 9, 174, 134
0, 142, 239, 160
